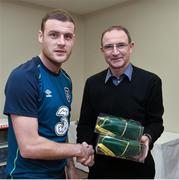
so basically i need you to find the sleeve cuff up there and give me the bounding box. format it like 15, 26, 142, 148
143, 133, 152, 143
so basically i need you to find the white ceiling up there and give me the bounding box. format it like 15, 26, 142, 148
18, 0, 129, 15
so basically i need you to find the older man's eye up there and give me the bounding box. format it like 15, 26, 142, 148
104, 44, 113, 50
116, 43, 128, 49
117, 44, 124, 48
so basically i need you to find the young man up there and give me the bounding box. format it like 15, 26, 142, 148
4, 9, 94, 179
77, 25, 164, 178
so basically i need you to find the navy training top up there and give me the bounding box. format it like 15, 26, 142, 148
4, 56, 72, 179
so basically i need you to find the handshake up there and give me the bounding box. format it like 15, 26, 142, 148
76, 141, 94, 167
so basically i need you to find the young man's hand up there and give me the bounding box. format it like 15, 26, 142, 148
76, 142, 94, 167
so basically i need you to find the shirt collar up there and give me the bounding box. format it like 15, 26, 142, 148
105, 63, 133, 84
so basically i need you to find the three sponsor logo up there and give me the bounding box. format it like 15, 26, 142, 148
44, 87, 71, 136
55, 106, 69, 136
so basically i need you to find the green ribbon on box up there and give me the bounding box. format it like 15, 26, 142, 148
95, 115, 143, 140
97, 135, 142, 158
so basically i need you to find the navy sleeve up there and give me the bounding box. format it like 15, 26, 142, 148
4, 67, 39, 118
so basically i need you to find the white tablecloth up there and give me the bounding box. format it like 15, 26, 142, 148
151, 131, 179, 179
68, 121, 179, 178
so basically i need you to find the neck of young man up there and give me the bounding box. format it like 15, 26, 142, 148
39, 53, 62, 74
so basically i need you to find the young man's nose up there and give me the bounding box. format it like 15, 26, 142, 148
57, 35, 65, 45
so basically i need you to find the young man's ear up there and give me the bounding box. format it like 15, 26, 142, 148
38, 30, 43, 43
71, 33, 76, 46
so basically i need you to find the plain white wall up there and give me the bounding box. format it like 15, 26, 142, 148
83, 0, 179, 133
0, 0, 85, 122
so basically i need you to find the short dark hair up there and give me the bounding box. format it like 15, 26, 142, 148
101, 25, 132, 46
41, 9, 75, 32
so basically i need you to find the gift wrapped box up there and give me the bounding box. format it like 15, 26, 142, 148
95, 114, 143, 140
96, 135, 146, 163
